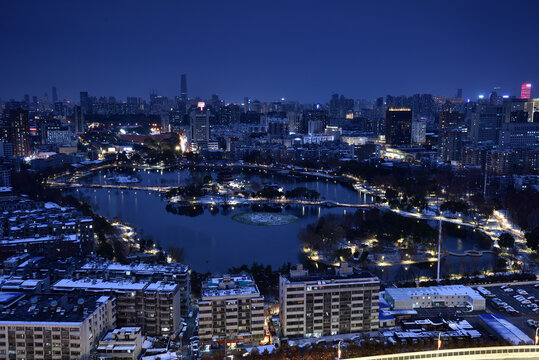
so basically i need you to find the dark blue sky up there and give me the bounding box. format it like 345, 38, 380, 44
1, 0, 538, 103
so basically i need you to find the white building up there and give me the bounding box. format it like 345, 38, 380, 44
279, 264, 380, 338
97, 327, 142, 360
384, 285, 485, 311
198, 274, 265, 346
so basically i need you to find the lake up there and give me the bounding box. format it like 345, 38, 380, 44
70, 167, 494, 279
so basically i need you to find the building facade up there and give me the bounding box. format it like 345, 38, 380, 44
385, 108, 412, 146
198, 274, 265, 346
279, 264, 380, 338
0, 293, 116, 360
384, 285, 485, 311
75, 260, 190, 317
52, 278, 180, 336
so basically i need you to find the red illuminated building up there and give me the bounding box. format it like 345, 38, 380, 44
521, 83, 532, 99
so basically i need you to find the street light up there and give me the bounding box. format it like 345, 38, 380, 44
535, 327, 538, 345
437, 332, 442, 350
337, 340, 342, 359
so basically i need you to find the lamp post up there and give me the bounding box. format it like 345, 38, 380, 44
337, 340, 342, 359
535, 327, 538, 345
437, 333, 442, 351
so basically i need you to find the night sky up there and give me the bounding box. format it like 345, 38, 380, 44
1, 0, 538, 103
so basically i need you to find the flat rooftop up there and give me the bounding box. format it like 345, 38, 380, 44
53, 278, 148, 291
53, 278, 179, 293
385, 285, 484, 301
80, 260, 189, 274
479, 314, 533, 345
202, 275, 261, 298
0, 294, 110, 324
282, 270, 379, 284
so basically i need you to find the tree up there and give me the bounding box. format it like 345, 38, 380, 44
525, 226, 539, 252
498, 233, 515, 249
385, 188, 399, 201
203, 174, 213, 185
167, 245, 186, 262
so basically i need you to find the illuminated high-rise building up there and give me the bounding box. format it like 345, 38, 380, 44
411, 118, 427, 144
385, 108, 412, 146
8, 108, 30, 157
521, 83, 532, 99
189, 102, 210, 151
439, 110, 463, 129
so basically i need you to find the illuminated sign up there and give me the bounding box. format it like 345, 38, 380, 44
521, 83, 532, 99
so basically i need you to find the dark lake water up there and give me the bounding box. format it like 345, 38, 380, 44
70, 168, 494, 279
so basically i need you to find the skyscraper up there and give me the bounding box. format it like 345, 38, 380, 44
80, 91, 89, 114
469, 104, 504, 145
74, 106, 85, 134
439, 110, 463, 129
52, 86, 58, 103
439, 129, 463, 162
189, 102, 210, 152
8, 109, 30, 157
411, 118, 427, 144
385, 108, 412, 146
180, 74, 187, 101
521, 83, 532, 99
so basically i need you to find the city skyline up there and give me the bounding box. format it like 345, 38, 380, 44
1, 2, 539, 358
1, 0, 538, 102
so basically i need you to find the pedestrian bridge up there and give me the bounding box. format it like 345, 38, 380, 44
345, 346, 539, 360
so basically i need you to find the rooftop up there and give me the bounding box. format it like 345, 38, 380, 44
479, 314, 533, 345
80, 259, 189, 274
202, 274, 261, 298
283, 265, 380, 283
53, 278, 179, 293
385, 285, 484, 301
53, 278, 148, 291
0, 294, 110, 324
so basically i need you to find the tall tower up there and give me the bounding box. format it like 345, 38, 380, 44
385, 108, 412, 146
8, 109, 30, 157
74, 106, 85, 134
189, 102, 210, 152
80, 91, 89, 114
180, 74, 187, 101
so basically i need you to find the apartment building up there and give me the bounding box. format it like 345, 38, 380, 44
0, 203, 94, 244
97, 327, 142, 360
0, 293, 116, 360
76, 259, 191, 317
0, 199, 94, 260
279, 264, 380, 338
198, 274, 265, 346
51, 278, 180, 336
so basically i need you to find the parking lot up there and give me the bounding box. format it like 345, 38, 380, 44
480, 284, 539, 339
